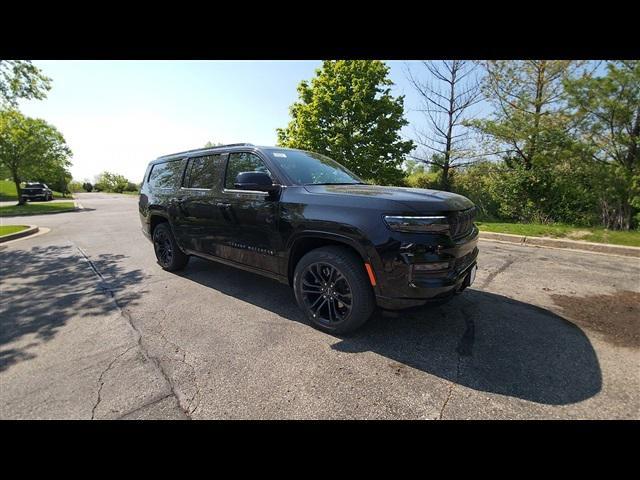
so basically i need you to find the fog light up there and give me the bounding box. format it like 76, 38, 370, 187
413, 262, 449, 272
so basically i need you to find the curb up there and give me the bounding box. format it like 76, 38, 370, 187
0, 225, 39, 243
479, 231, 640, 258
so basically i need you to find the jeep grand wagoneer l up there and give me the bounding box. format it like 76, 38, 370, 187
139, 143, 478, 333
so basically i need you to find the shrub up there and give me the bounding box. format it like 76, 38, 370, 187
69, 181, 84, 193
405, 171, 440, 190
452, 162, 502, 221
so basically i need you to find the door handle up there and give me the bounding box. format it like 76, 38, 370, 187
216, 202, 231, 208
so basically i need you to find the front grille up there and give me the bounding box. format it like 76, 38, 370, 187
449, 207, 476, 239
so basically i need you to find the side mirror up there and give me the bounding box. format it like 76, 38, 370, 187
234, 171, 279, 194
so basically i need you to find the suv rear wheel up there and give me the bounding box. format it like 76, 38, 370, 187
293, 246, 375, 334
153, 222, 189, 271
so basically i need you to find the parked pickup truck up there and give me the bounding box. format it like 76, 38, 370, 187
139, 143, 478, 333
20, 183, 54, 202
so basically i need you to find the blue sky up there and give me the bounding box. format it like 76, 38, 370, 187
17, 60, 486, 182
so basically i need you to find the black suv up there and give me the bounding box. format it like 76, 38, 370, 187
139, 143, 478, 333
20, 182, 54, 202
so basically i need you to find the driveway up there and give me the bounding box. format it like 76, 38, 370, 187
1, 193, 638, 419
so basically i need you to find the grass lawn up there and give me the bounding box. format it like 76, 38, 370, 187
0, 201, 76, 217
0, 225, 30, 236
0, 179, 70, 201
476, 221, 640, 248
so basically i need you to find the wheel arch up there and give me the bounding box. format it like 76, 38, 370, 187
149, 213, 170, 236
286, 231, 377, 290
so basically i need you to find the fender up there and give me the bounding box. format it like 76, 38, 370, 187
285, 229, 384, 294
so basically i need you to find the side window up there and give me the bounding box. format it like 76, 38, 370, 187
148, 160, 184, 189
225, 153, 271, 189
184, 155, 223, 189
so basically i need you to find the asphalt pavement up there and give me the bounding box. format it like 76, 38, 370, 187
1, 193, 638, 419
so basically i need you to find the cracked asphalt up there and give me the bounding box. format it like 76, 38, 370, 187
1, 193, 639, 419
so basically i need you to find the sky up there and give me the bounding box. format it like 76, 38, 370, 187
17, 60, 488, 182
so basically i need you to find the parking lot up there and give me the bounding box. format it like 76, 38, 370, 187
1, 193, 638, 419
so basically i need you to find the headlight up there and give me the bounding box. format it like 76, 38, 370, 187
383, 215, 450, 233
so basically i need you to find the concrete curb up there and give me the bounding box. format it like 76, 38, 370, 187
0, 225, 39, 243
479, 231, 640, 258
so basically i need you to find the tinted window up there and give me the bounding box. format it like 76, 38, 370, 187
185, 155, 223, 189
148, 160, 184, 189
225, 153, 272, 189
265, 149, 362, 185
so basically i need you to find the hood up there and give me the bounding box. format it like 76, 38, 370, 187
303, 184, 474, 212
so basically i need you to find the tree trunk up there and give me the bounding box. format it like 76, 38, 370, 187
13, 173, 25, 205
441, 163, 450, 191
526, 61, 546, 170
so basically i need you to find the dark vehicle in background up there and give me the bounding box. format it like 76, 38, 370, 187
139, 143, 478, 333
20, 183, 54, 202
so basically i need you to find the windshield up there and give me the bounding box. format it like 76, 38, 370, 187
265, 149, 363, 186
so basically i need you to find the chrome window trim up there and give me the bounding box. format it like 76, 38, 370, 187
222, 188, 269, 196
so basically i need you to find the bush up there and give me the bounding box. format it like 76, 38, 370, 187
403, 158, 613, 227
94, 171, 129, 193
125, 181, 139, 192
472, 161, 600, 225
452, 162, 502, 221
69, 181, 84, 193
405, 171, 440, 189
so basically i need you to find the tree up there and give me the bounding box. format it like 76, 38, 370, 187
0, 109, 72, 204
406, 61, 482, 191
0, 61, 52, 108
204, 141, 224, 148
82, 182, 93, 192
277, 60, 414, 185
470, 60, 588, 169
565, 60, 640, 229
94, 171, 130, 193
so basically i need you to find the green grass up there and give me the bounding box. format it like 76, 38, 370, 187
0, 201, 76, 217
476, 221, 640, 247
0, 225, 29, 236
0, 179, 70, 201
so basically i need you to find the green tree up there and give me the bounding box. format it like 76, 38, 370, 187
94, 171, 130, 193
0, 109, 72, 204
0, 61, 52, 108
277, 60, 414, 185
470, 60, 587, 169
204, 141, 224, 148
565, 60, 640, 229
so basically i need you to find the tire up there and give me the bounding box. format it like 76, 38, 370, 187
293, 246, 376, 334
152, 222, 189, 271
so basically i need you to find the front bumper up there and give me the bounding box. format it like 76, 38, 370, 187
21, 193, 46, 199
373, 227, 479, 310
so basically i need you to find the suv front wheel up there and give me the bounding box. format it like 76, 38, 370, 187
153, 222, 190, 271
293, 246, 375, 334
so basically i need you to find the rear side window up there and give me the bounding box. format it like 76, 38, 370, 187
225, 153, 272, 189
184, 154, 223, 189
148, 160, 184, 189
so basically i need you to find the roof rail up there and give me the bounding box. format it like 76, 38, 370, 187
158, 143, 255, 159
